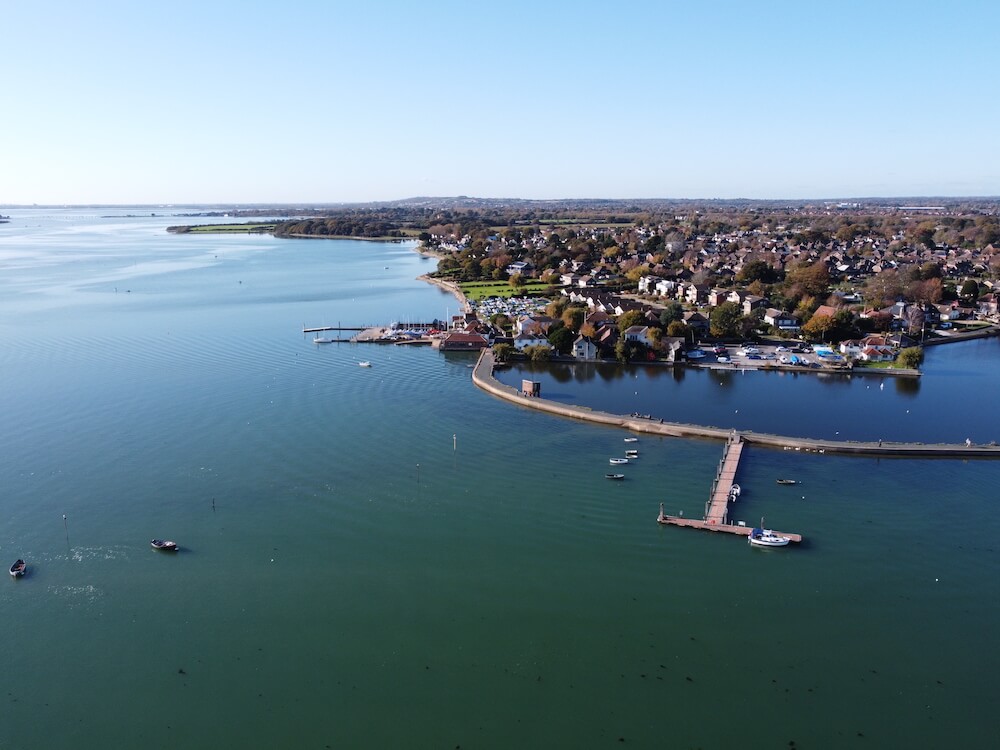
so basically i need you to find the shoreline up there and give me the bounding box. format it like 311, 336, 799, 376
406, 241, 996, 375
417, 272, 469, 311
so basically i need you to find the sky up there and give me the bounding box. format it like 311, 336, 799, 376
2, 0, 998, 204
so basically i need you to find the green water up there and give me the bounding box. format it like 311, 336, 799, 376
1, 211, 997, 748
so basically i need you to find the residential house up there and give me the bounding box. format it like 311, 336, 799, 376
682, 311, 710, 337
763, 308, 800, 331
859, 345, 894, 362
512, 333, 550, 351
437, 331, 489, 351
741, 294, 768, 316
623, 325, 654, 347
813, 304, 841, 320
572, 335, 599, 360
637, 275, 661, 294
515, 315, 555, 337
505, 260, 533, 277
708, 288, 729, 307
661, 336, 686, 362
839, 339, 864, 358
683, 283, 710, 305
654, 278, 678, 297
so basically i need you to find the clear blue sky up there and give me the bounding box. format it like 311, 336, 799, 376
2, 0, 998, 204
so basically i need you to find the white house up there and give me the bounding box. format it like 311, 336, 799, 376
622, 325, 654, 347
505, 261, 532, 277
512, 333, 550, 351
572, 335, 599, 360
763, 308, 800, 331
638, 275, 661, 294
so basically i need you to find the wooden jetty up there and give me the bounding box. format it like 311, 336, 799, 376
657, 505, 802, 543
655, 433, 804, 543
303, 325, 368, 333
705, 432, 743, 525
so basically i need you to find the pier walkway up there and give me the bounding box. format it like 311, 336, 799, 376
705, 433, 743, 525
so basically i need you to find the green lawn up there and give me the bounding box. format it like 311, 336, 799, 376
458, 280, 551, 301
180, 223, 277, 233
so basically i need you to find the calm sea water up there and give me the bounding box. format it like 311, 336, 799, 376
496, 341, 1000, 444
1, 210, 998, 749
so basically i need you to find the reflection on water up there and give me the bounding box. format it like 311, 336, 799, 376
497, 340, 999, 443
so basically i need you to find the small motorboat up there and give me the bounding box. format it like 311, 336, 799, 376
609, 458, 629, 465
10, 559, 26, 578
313, 337, 334, 344
151, 539, 178, 551
625, 449, 639, 458
729, 483, 741, 497
656, 502, 668, 525
776, 478, 798, 485
605, 473, 625, 480
358, 361, 372, 368
624, 437, 639, 443
748, 528, 790, 547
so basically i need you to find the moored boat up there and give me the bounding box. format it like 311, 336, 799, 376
625, 449, 639, 458
10, 559, 26, 577
776, 478, 798, 485
151, 539, 178, 551
748, 527, 790, 547
656, 502, 668, 525
605, 473, 625, 480
313, 337, 334, 344
624, 437, 639, 443
609, 457, 629, 465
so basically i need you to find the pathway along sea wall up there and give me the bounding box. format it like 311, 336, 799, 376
472, 350, 1000, 459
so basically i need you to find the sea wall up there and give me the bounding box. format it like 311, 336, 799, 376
472, 350, 1000, 459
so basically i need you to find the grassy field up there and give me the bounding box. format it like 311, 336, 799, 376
172, 223, 277, 233
457, 280, 551, 301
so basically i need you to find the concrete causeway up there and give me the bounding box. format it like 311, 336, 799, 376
472, 350, 1000, 459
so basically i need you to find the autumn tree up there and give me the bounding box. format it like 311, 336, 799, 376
785, 261, 830, 298
737, 259, 779, 284
492, 342, 514, 362
896, 346, 924, 369
524, 344, 551, 362
863, 270, 903, 308
710, 301, 743, 338
658, 301, 684, 326
960, 279, 980, 300
666, 321, 688, 338
617, 309, 646, 333
801, 313, 834, 342
909, 278, 943, 305
547, 326, 575, 355
545, 298, 569, 318
561, 306, 586, 332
